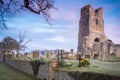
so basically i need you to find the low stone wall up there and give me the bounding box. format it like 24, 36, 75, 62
7, 60, 33, 75
37, 62, 54, 80
54, 70, 72, 80
54, 69, 120, 80
6, 60, 57, 80
6, 60, 120, 80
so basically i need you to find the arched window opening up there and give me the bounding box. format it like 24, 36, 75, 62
94, 38, 100, 42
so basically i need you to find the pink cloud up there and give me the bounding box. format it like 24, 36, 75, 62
50, 8, 78, 23
63, 11, 78, 23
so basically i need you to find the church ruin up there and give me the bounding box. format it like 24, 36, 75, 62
78, 5, 120, 61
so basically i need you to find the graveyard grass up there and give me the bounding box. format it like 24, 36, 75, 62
0, 63, 40, 80
57, 59, 120, 76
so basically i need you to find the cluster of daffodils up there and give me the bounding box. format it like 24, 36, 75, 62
80, 58, 90, 67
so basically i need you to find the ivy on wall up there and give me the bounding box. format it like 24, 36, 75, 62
30, 60, 45, 75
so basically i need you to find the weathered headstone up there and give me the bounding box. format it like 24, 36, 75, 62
33, 51, 39, 59
46, 52, 52, 58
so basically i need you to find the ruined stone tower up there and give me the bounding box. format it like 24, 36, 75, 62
78, 5, 107, 54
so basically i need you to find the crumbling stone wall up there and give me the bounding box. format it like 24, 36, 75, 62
54, 70, 120, 80
78, 5, 107, 54
37, 62, 56, 80
101, 42, 109, 61
92, 40, 120, 61
54, 70, 73, 80
7, 60, 33, 75
6, 60, 57, 80
115, 45, 120, 58
78, 5, 120, 61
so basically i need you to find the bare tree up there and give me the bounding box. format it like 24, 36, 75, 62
0, 0, 55, 29
0, 36, 19, 53
16, 31, 31, 52
0, 31, 31, 55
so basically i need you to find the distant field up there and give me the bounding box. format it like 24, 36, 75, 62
59, 59, 120, 76
0, 63, 40, 80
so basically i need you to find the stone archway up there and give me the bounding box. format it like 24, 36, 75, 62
92, 37, 101, 59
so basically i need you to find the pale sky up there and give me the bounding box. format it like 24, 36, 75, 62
0, 0, 120, 52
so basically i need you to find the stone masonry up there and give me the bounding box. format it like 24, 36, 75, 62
78, 5, 107, 55
78, 5, 120, 60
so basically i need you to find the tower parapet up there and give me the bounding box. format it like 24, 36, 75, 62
95, 7, 103, 18
81, 4, 95, 18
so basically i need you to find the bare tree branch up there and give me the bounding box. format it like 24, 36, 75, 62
18, 30, 32, 52
0, 0, 56, 29
0, 0, 3, 5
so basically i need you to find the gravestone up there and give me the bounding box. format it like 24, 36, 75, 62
33, 51, 39, 59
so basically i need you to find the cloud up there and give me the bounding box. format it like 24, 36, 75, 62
105, 24, 120, 44
45, 35, 71, 43
63, 11, 78, 23
27, 41, 65, 51
51, 8, 78, 24
29, 27, 56, 33
26, 42, 55, 51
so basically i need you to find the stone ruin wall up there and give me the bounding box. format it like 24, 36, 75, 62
6, 60, 120, 80
78, 5, 120, 60
78, 5, 108, 54
6, 60, 33, 75
6, 60, 57, 80
116, 46, 120, 58
54, 69, 120, 80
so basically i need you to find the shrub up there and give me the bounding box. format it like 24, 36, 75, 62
59, 59, 73, 67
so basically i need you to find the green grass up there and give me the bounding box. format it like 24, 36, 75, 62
0, 63, 40, 80
57, 59, 120, 76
